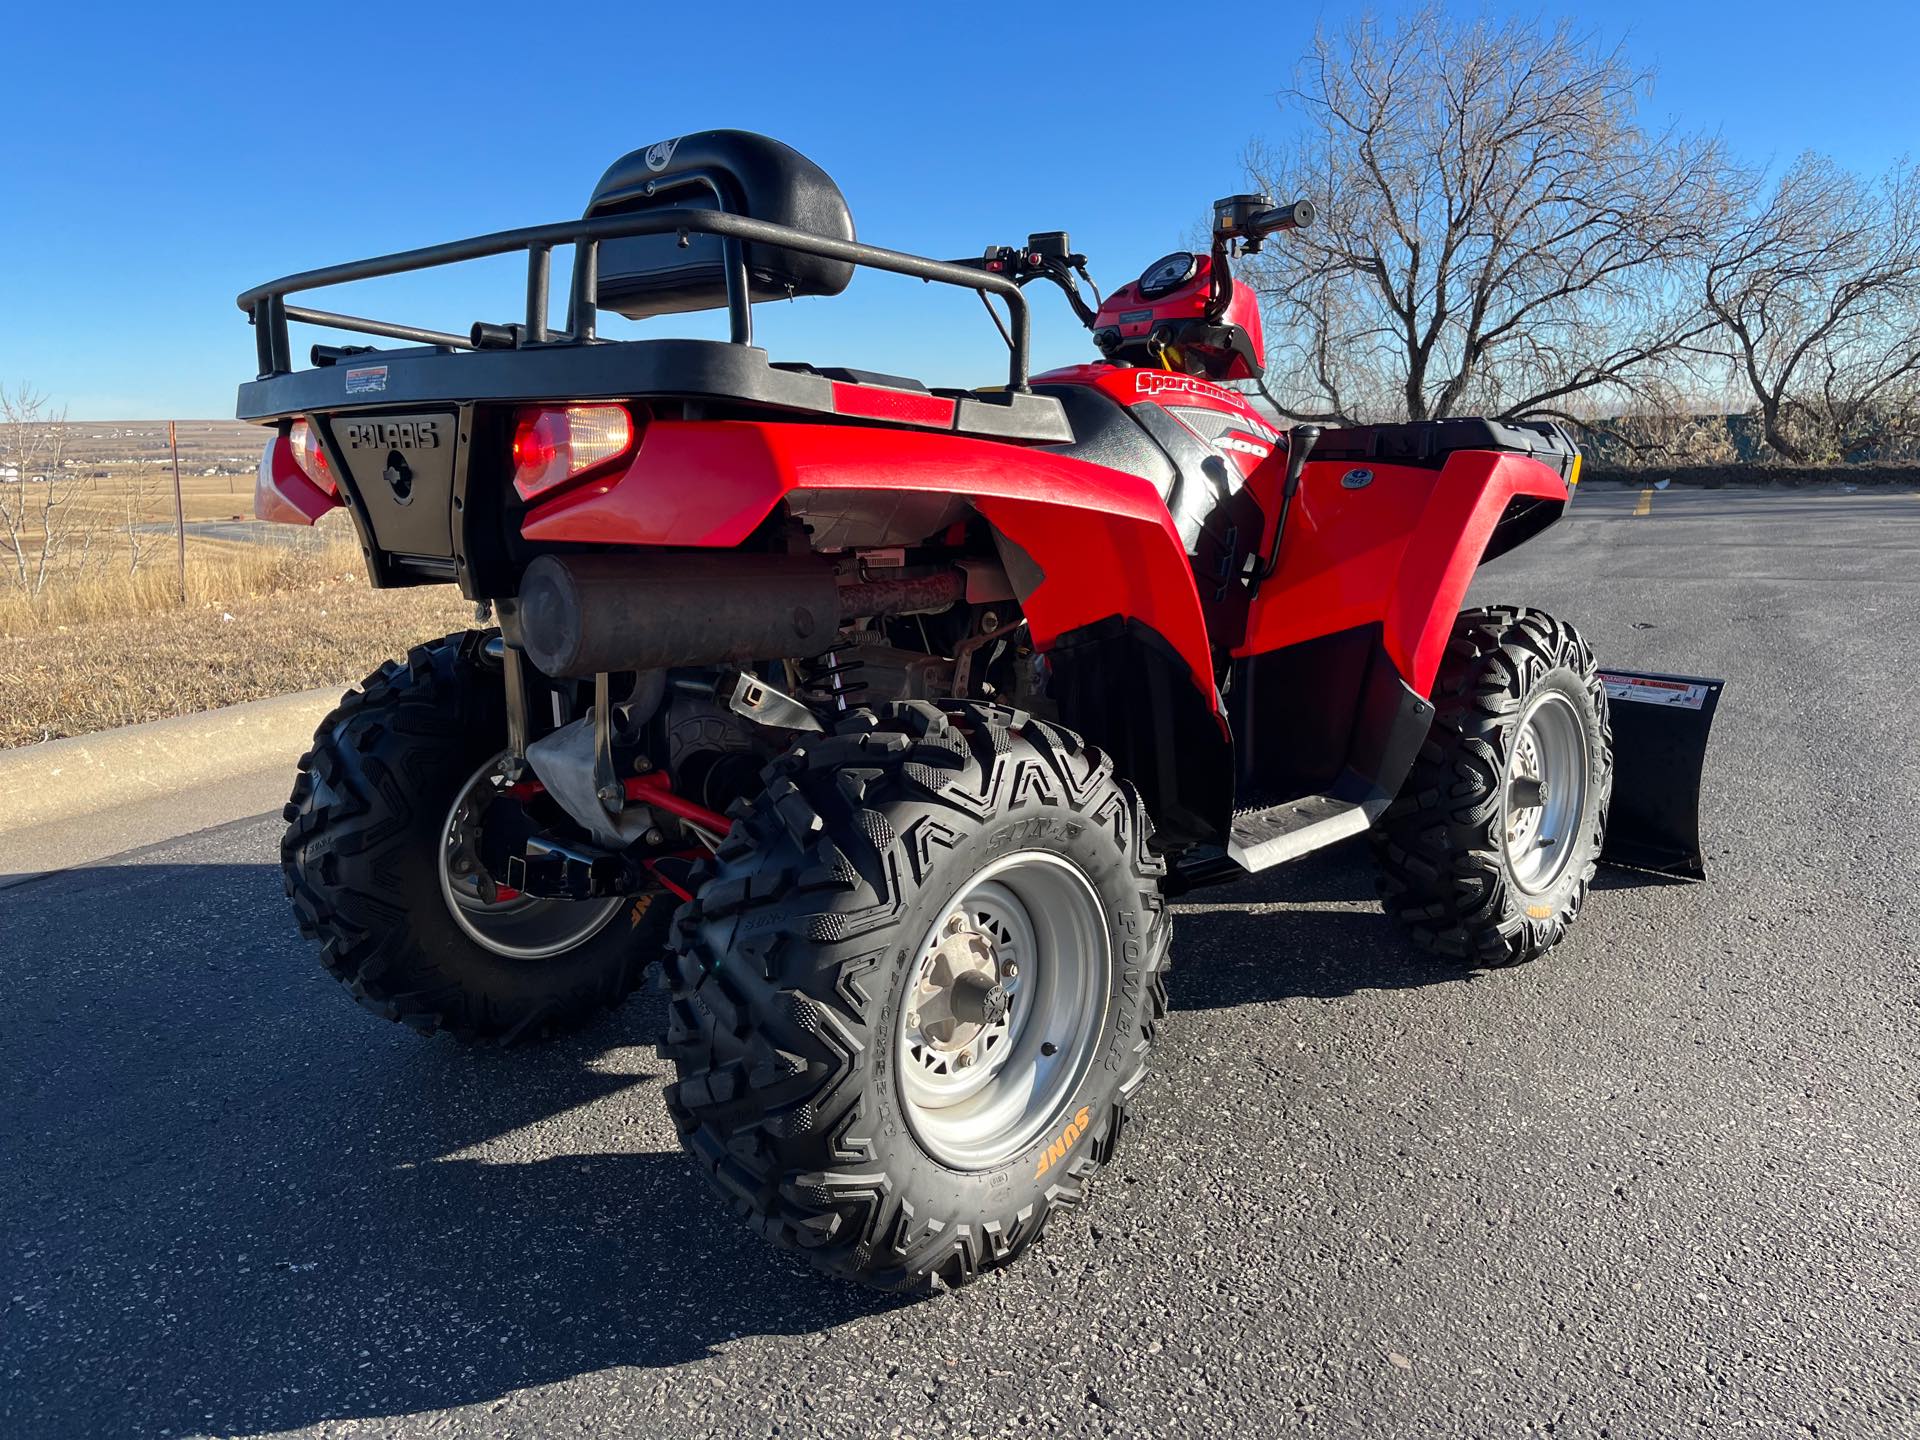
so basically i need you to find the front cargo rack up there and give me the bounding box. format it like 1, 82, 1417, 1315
236, 204, 1035, 389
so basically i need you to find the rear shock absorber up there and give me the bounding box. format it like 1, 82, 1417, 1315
797, 638, 870, 712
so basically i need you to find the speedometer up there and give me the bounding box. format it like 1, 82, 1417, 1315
1137, 252, 1198, 300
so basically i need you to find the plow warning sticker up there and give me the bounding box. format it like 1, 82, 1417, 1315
1599, 673, 1710, 710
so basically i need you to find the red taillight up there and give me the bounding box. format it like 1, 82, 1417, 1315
511, 405, 636, 500
288, 419, 336, 495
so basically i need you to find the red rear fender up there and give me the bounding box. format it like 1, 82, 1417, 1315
521, 419, 1220, 714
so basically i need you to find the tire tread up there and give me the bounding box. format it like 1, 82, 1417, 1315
1370, 605, 1613, 967
661, 701, 1170, 1291
280, 630, 663, 1042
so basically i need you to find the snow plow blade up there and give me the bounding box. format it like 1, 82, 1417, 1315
1597, 671, 1724, 881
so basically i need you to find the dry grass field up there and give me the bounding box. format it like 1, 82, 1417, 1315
0, 421, 471, 747
0, 573, 469, 748
0, 524, 470, 746
21, 419, 268, 526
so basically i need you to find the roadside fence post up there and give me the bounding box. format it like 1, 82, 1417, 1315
169, 420, 186, 601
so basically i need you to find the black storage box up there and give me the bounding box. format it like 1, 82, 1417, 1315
585, 129, 856, 319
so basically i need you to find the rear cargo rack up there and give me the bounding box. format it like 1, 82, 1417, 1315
236, 205, 1034, 389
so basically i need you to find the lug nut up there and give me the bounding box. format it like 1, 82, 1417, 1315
1002, 962, 1019, 980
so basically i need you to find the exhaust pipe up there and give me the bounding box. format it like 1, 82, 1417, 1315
517, 553, 966, 678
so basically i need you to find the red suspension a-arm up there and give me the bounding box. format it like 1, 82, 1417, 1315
623, 771, 732, 836
505, 770, 732, 838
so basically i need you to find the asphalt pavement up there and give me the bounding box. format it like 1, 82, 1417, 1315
4, 485, 1917, 1438
134, 519, 329, 547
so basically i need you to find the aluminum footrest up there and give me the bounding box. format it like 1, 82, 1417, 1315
1225, 793, 1372, 873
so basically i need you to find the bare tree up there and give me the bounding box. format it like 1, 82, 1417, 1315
1566, 375, 1745, 468
1704, 153, 1920, 462
0, 383, 95, 595
119, 460, 168, 574
1242, 7, 1737, 426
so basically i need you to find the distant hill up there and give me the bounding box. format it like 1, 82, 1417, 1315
56, 420, 261, 469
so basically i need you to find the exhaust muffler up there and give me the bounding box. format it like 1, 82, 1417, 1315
516, 552, 966, 677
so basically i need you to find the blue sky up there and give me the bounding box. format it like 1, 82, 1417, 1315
3, 0, 1916, 419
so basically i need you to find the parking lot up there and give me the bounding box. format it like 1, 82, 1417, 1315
4, 484, 1917, 1438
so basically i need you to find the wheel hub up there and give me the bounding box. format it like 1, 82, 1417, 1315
895, 854, 1110, 1170
907, 916, 1011, 1063
1505, 726, 1547, 853
1501, 693, 1590, 893
438, 752, 625, 960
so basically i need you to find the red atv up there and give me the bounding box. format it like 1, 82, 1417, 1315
239, 130, 1719, 1290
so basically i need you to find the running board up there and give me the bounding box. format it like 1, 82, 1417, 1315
1226, 793, 1375, 873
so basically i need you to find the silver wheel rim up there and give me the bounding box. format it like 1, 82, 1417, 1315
1503, 691, 1590, 893
438, 753, 625, 959
896, 851, 1110, 1170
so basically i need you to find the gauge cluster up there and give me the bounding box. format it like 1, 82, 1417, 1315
1136, 252, 1199, 300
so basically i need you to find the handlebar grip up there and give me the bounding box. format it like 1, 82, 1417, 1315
1255, 199, 1316, 234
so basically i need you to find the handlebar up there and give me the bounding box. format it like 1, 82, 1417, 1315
1251, 199, 1316, 235
1212, 193, 1316, 251
952, 192, 1319, 345
947, 234, 1102, 330
945, 234, 1084, 281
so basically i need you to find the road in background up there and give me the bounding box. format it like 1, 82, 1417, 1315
131, 519, 333, 546
4, 487, 1917, 1438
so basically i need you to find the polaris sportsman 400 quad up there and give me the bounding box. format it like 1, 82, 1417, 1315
237, 130, 1721, 1290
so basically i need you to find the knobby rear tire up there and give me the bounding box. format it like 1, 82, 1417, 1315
660, 701, 1171, 1291
280, 631, 674, 1042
